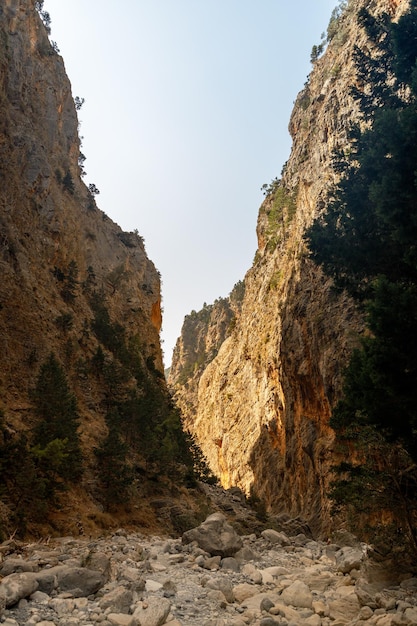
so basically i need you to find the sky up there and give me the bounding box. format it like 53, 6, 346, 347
42, 0, 337, 367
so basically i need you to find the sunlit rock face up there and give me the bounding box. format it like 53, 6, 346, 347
170, 0, 409, 535
0, 3, 162, 443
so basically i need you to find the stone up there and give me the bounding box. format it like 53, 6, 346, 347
312, 599, 330, 617
203, 556, 222, 570
30, 590, 50, 603
182, 513, 243, 557
204, 576, 234, 603
130, 597, 171, 626
328, 587, 361, 623
0, 559, 37, 576
354, 580, 380, 609
108, 614, 133, 626
241, 563, 263, 584
233, 582, 258, 603
49, 597, 76, 615
335, 547, 364, 574
280, 580, 313, 609
259, 619, 281, 626
220, 557, 240, 571
0, 572, 39, 607
235, 546, 258, 562
207, 589, 228, 608
261, 530, 291, 546
260, 596, 275, 612
304, 615, 322, 626
53, 565, 105, 597
99, 586, 133, 613
32, 569, 59, 595
145, 579, 164, 592
404, 607, 417, 623
84, 551, 112, 581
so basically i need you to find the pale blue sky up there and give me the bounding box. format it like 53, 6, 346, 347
43, 1, 337, 366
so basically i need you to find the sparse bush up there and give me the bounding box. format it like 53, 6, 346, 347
63, 171, 75, 194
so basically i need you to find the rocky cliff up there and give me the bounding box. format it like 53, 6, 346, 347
169, 0, 409, 535
0, 0, 184, 534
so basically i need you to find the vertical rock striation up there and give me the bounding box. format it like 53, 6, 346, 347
0, 0, 163, 405
170, 0, 410, 534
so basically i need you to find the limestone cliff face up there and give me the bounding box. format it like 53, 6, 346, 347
0, 3, 162, 461
170, 0, 409, 534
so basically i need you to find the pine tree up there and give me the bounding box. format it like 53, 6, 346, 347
32, 353, 83, 480
94, 410, 133, 509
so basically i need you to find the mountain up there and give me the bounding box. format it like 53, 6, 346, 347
169, 0, 410, 536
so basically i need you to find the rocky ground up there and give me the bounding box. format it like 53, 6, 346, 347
0, 488, 416, 626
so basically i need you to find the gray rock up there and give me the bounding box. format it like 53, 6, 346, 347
260, 596, 275, 612
0, 559, 37, 576
259, 619, 281, 626
99, 586, 133, 613
83, 551, 112, 582
204, 576, 234, 603
0, 572, 39, 607
182, 513, 243, 557
130, 596, 171, 626
38, 565, 105, 597
32, 569, 57, 595
261, 529, 291, 547
220, 557, 240, 571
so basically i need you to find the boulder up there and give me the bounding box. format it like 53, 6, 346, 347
0, 572, 39, 607
203, 576, 234, 603
33, 565, 104, 597
83, 551, 111, 582
182, 513, 243, 557
232, 582, 258, 603
335, 547, 364, 574
0, 559, 37, 576
99, 586, 133, 613
130, 597, 171, 626
280, 580, 313, 609
56, 566, 104, 596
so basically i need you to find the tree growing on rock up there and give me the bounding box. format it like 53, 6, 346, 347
32, 353, 83, 482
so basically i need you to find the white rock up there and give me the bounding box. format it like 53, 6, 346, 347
145, 579, 164, 592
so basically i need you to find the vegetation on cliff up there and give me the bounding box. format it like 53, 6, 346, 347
0, 1, 203, 538
307, 0, 417, 553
